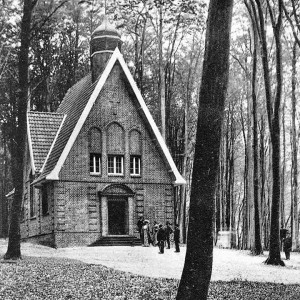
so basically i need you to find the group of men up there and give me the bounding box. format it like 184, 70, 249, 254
137, 217, 180, 254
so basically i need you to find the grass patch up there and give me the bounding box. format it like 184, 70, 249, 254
0, 256, 299, 299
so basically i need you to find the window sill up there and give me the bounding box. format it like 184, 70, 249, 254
90, 173, 101, 176
108, 174, 124, 177
30, 216, 36, 220
130, 174, 141, 177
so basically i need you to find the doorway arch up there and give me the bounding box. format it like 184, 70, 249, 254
99, 184, 135, 236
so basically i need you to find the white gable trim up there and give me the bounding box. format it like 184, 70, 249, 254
27, 113, 36, 174
40, 114, 66, 174
46, 49, 120, 180
116, 50, 186, 185
47, 48, 185, 185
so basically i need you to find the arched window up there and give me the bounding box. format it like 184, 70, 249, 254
107, 123, 124, 175
88, 127, 102, 175
129, 130, 142, 176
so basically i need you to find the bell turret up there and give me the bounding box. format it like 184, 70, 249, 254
90, 16, 122, 82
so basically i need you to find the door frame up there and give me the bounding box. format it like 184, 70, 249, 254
99, 184, 135, 237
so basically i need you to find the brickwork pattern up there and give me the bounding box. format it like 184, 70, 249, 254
88, 185, 99, 232
21, 148, 54, 240
21, 62, 176, 247
60, 63, 171, 184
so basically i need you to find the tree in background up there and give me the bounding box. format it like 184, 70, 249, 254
248, 0, 284, 266
176, 0, 234, 299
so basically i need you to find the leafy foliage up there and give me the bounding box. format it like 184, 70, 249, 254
0, 256, 299, 299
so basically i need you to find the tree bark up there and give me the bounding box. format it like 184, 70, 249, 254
246, 1, 263, 254
264, 0, 284, 266
4, 0, 38, 260
249, 0, 284, 265
176, 1, 233, 299
291, 41, 299, 250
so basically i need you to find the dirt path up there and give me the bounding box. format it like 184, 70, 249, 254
0, 240, 299, 284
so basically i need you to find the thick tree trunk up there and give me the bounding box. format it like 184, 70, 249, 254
176, 1, 233, 299
4, 0, 37, 260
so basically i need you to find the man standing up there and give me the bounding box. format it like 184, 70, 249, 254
157, 224, 166, 254
165, 221, 173, 249
174, 224, 180, 252
283, 232, 292, 260
137, 216, 144, 243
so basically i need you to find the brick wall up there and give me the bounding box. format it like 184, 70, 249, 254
22, 62, 176, 247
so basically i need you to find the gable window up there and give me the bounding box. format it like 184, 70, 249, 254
108, 155, 124, 175
42, 185, 49, 216
130, 156, 141, 176
90, 153, 101, 174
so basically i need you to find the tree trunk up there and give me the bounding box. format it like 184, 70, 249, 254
264, 0, 284, 266
249, 0, 284, 265
291, 41, 299, 250
246, 1, 263, 254
176, 1, 233, 299
158, 3, 166, 140
4, 0, 38, 260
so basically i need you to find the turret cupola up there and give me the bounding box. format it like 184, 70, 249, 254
90, 16, 122, 82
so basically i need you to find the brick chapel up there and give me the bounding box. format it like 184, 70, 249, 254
18, 17, 185, 247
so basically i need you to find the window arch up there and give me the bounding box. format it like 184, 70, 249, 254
106, 122, 125, 175
106, 122, 125, 153
129, 129, 142, 176
88, 127, 102, 175
129, 129, 142, 155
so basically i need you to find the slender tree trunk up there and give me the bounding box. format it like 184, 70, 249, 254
281, 100, 286, 228
4, 0, 38, 260
176, 1, 233, 298
264, 0, 284, 266
291, 41, 299, 250
259, 116, 267, 249
158, 3, 166, 140
246, 2, 263, 254
249, 0, 284, 265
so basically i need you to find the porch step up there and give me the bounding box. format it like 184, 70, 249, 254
89, 236, 141, 247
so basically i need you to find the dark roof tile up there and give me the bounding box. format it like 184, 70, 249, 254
28, 111, 65, 172
38, 73, 97, 179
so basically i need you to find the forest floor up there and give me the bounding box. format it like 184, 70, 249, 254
0, 239, 299, 299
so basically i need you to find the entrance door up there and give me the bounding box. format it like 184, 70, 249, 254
108, 197, 127, 235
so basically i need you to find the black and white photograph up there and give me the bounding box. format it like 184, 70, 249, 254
0, 0, 299, 299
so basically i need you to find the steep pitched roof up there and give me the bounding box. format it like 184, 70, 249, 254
35, 48, 185, 185
27, 111, 65, 174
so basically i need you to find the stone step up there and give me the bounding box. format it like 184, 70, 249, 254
89, 236, 141, 247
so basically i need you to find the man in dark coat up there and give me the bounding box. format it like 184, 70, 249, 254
174, 224, 180, 252
137, 216, 144, 243
283, 232, 292, 260
165, 221, 173, 249
157, 224, 166, 254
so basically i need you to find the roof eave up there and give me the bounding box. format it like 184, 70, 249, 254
27, 113, 36, 174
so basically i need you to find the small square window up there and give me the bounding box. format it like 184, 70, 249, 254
130, 156, 141, 176
90, 153, 101, 174
108, 155, 124, 175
